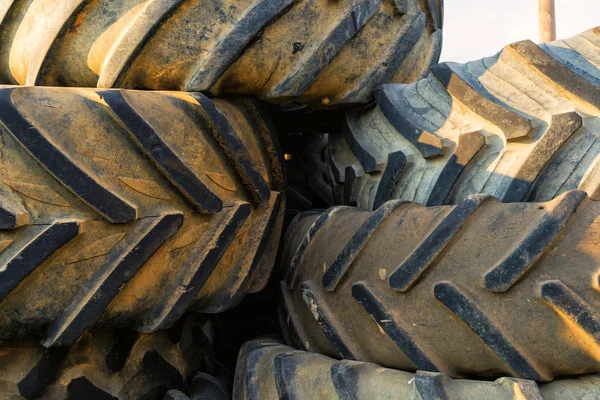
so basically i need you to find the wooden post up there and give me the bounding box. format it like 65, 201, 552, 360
538, 0, 556, 42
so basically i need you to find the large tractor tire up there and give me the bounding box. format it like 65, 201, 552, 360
234, 339, 600, 400
0, 314, 215, 399
0, 86, 285, 347
279, 191, 600, 381
329, 27, 600, 209
0, 0, 442, 107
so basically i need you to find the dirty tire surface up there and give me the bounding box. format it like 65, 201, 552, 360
0, 0, 442, 106
234, 339, 600, 399
0, 86, 285, 346
0, 314, 215, 399
279, 191, 600, 380
329, 27, 600, 209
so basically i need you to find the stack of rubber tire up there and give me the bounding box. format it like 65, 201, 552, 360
0, 0, 597, 399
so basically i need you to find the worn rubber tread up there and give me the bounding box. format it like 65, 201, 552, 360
500, 112, 583, 203
0, 314, 216, 399
322, 200, 409, 291
433, 281, 549, 381
285, 206, 351, 289
43, 213, 184, 347
198, 192, 283, 313
187, 93, 271, 204
0, 0, 443, 106
0, 89, 138, 224
99, 90, 223, 214
389, 194, 492, 292
509, 40, 600, 109
299, 281, 360, 360
234, 339, 600, 399
261, 0, 381, 99
279, 192, 600, 380
426, 131, 486, 206
140, 203, 251, 332
0, 86, 284, 346
0, 222, 79, 302
484, 190, 586, 292
541, 280, 600, 341
327, 27, 600, 210
352, 281, 441, 371
372, 151, 408, 209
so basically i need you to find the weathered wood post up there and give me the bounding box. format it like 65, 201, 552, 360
539, 0, 556, 42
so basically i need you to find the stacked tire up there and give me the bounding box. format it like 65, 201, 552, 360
0, 0, 441, 105
274, 26, 600, 399
0, 0, 446, 399
2, 0, 599, 399
0, 87, 285, 398
302, 27, 600, 210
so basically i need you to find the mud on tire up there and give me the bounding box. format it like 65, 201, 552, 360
329, 27, 600, 209
0, 86, 285, 347
0, 0, 442, 106
234, 339, 600, 400
279, 191, 600, 381
0, 314, 216, 399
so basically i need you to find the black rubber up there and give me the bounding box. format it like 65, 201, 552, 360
0, 314, 215, 399
0, 86, 285, 346
279, 191, 600, 381
163, 373, 231, 400
273, 106, 345, 210
325, 27, 600, 209
234, 339, 600, 399
0, 0, 443, 107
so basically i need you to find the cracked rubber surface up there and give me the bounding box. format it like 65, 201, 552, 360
0, 86, 285, 347
234, 339, 600, 399
0, 0, 442, 107
0, 314, 215, 399
327, 27, 600, 209
279, 191, 600, 381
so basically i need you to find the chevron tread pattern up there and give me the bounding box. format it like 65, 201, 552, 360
279, 192, 600, 380
0, 314, 216, 399
234, 339, 600, 399
327, 27, 600, 209
0, 86, 284, 346
0, 0, 443, 107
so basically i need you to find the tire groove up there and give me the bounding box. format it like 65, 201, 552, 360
299, 280, 359, 360
352, 281, 441, 371
323, 200, 409, 291
236, 340, 593, 399
43, 213, 183, 347
389, 194, 492, 292
0, 0, 442, 106
0, 222, 80, 302
100, 89, 223, 214
0, 89, 138, 224
541, 280, 600, 342
141, 202, 251, 332
190, 93, 271, 204
286, 207, 348, 289
433, 281, 549, 381
266, 0, 380, 99
485, 190, 586, 292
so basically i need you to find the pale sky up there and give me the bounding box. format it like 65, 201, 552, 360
440, 0, 600, 62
